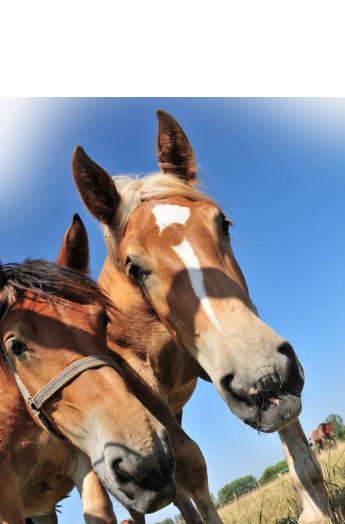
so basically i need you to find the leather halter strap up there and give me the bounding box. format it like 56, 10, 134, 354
0, 302, 123, 438
3, 349, 122, 438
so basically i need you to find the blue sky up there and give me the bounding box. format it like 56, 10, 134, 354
1, 98, 344, 523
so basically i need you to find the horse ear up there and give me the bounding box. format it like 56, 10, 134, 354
72, 146, 120, 226
156, 110, 197, 182
57, 214, 90, 274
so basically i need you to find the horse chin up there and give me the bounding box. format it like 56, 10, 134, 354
225, 392, 302, 433
93, 467, 176, 514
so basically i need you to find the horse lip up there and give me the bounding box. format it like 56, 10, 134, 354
227, 380, 301, 408
251, 394, 302, 433
225, 387, 302, 433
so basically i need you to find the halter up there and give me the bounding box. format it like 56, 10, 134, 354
1, 304, 122, 438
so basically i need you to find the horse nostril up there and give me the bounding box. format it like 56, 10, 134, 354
111, 459, 133, 484
278, 341, 304, 395
109, 454, 173, 492
220, 372, 235, 393
278, 341, 295, 360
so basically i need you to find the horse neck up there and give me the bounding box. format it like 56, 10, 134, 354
98, 256, 200, 410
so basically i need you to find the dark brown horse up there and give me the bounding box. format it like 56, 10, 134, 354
72, 110, 331, 523
0, 249, 175, 522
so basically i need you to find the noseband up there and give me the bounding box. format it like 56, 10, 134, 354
1, 305, 122, 438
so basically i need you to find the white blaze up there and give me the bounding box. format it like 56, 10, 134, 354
172, 239, 222, 332
152, 204, 190, 233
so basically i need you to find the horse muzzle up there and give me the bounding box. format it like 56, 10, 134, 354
219, 342, 305, 432
93, 441, 176, 513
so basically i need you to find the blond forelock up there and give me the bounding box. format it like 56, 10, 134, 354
103, 171, 215, 255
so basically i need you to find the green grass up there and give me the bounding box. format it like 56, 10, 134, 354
217, 442, 345, 524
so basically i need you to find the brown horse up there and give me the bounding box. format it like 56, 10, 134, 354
72, 111, 331, 523
0, 251, 175, 522
310, 423, 337, 452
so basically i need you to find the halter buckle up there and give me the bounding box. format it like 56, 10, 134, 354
28, 397, 40, 413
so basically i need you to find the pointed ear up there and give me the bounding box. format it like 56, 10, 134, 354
57, 214, 90, 274
156, 110, 197, 182
72, 146, 120, 226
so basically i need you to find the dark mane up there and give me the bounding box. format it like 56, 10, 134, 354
0, 259, 113, 316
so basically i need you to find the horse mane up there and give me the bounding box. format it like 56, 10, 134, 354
106, 172, 216, 245
0, 259, 113, 316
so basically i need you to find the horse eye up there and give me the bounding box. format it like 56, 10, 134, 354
130, 264, 144, 281
6, 337, 28, 357
220, 214, 231, 237
102, 313, 110, 328
125, 257, 150, 285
